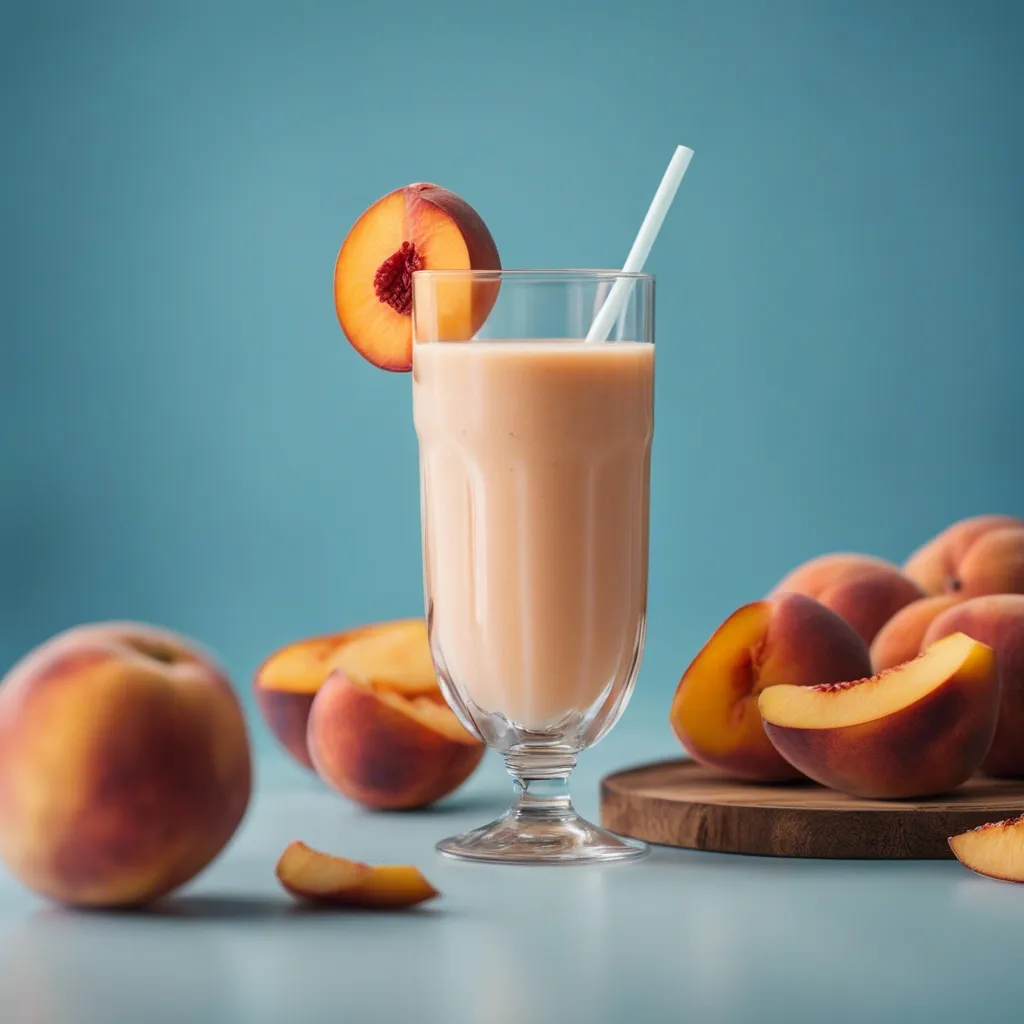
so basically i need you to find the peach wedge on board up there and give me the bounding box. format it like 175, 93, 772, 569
758, 632, 998, 799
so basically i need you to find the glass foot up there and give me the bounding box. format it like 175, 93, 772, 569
437, 808, 647, 864
437, 753, 647, 864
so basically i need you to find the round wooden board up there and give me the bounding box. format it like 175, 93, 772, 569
600, 759, 1024, 859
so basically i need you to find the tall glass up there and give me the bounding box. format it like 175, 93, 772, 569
412, 270, 654, 864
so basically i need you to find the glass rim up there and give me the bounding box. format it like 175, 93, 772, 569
412, 268, 654, 282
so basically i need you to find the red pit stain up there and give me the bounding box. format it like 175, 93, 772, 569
374, 241, 423, 315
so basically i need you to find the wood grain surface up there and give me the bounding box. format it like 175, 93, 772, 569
600, 759, 1024, 859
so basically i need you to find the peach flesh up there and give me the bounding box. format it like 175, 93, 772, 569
949, 814, 1024, 883
275, 841, 371, 900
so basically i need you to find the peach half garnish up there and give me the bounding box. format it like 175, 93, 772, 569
334, 183, 501, 371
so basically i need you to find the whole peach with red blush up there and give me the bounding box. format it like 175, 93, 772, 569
0, 622, 251, 908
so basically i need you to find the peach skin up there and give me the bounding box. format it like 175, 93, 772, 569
334, 183, 501, 371
670, 593, 873, 782
923, 594, 1024, 777
904, 515, 1024, 597
870, 595, 961, 671
0, 623, 252, 908
307, 670, 484, 810
254, 619, 440, 771
759, 632, 998, 799
771, 553, 925, 646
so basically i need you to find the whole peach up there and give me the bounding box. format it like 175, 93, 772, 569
0, 622, 252, 907
771, 553, 924, 646
923, 595, 1024, 777
904, 515, 1024, 597
870, 595, 962, 671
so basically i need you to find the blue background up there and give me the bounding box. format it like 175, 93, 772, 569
2, 0, 1022, 740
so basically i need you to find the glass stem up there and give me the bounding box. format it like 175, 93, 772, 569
504, 750, 577, 820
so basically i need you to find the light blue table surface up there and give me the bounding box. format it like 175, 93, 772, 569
1, 701, 1022, 1024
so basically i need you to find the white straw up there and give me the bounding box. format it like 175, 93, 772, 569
585, 144, 693, 343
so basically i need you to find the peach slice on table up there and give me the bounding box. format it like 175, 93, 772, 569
276, 842, 439, 908
254, 619, 440, 771
949, 815, 1024, 883
308, 670, 484, 810
669, 594, 872, 782
334, 183, 501, 371
758, 632, 999, 799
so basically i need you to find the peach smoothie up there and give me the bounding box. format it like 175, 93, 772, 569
413, 340, 654, 733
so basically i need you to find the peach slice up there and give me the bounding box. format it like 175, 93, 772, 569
276, 841, 439, 908
904, 514, 1024, 596
771, 553, 925, 645
307, 670, 484, 810
870, 595, 962, 671
334, 183, 501, 371
758, 632, 999, 799
670, 594, 873, 782
949, 815, 1024, 883
275, 840, 372, 900
339, 865, 441, 909
254, 619, 440, 771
